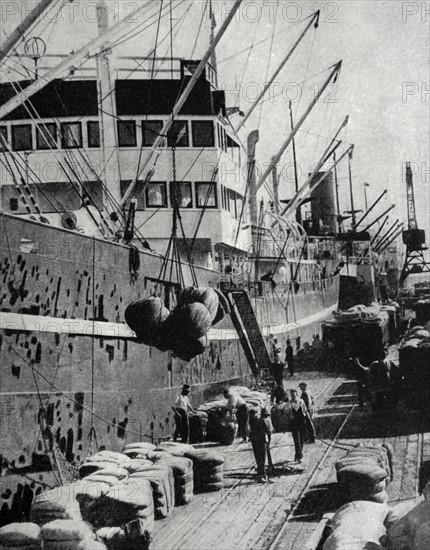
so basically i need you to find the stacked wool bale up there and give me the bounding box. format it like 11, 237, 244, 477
384, 483, 430, 550
128, 463, 175, 519
30, 486, 82, 526
0, 522, 42, 550
335, 444, 394, 503
84, 477, 154, 549
184, 449, 225, 493
122, 442, 156, 459
323, 501, 389, 550
148, 451, 194, 505
40, 519, 96, 550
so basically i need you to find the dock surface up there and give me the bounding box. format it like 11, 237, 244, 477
152, 372, 430, 550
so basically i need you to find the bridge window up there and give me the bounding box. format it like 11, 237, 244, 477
167, 121, 189, 147
12, 124, 33, 151
0, 126, 8, 151
61, 122, 82, 149
192, 121, 215, 147
36, 123, 57, 150
226, 134, 240, 148
169, 181, 192, 208
117, 120, 137, 147
142, 120, 163, 147
196, 182, 217, 208
87, 121, 100, 148
146, 182, 167, 208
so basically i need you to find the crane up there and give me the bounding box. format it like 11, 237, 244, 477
399, 162, 430, 285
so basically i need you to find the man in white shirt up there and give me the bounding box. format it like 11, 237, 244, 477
173, 384, 196, 442
224, 388, 249, 442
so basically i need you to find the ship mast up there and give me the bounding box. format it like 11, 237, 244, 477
236, 10, 320, 132
247, 130, 260, 258
120, 0, 243, 207
251, 61, 342, 200
289, 99, 301, 224
95, 0, 122, 207
0, 0, 58, 65
0, 1, 153, 120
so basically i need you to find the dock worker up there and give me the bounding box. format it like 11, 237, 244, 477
351, 357, 370, 407
173, 384, 197, 442
224, 388, 249, 442
285, 339, 295, 377
271, 355, 285, 386
249, 407, 273, 483
299, 383, 315, 418
271, 382, 287, 405
286, 389, 314, 462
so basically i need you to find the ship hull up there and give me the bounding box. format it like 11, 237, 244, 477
0, 213, 338, 523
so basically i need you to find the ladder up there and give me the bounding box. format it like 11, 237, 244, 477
227, 290, 272, 378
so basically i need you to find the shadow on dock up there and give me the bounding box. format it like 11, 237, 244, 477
288, 482, 344, 522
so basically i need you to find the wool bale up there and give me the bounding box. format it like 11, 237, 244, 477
211, 302, 225, 326
171, 335, 208, 362
40, 520, 95, 550
83, 475, 121, 487
184, 449, 225, 467
123, 442, 156, 454
124, 297, 169, 344
386, 498, 430, 550
30, 487, 82, 526
335, 456, 380, 472
79, 462, 116, 478
72, 481, 110, 519
156, 442, 194, 457
323, 531, 381, 550
178, 287, 219, 321
124, 459, 154, 473
0, 522, 41, 549
85, 479, 153, 529
337, 464, 387, 489
167, 303, 212, 339
384, 498, 422, 528
129, 467, 174, 519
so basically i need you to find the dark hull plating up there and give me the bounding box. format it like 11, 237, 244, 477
0, 213, 339, 523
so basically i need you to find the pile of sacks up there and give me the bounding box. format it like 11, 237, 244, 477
323, 500, 390, 549
383, 482, 430, 549
198, 387, 267, 445
0, 522, 42, 550
335, 443, 394, 503
125, 287, 230, 361
183, 448, 225, 493
3, 441, 225, 550
399, 325, 430, 410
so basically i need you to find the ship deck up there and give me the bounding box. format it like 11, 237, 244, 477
151, 371, 430, 550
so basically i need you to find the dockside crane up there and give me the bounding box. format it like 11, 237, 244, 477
399, 162, 430, 285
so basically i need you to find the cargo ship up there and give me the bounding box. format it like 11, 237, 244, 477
0, 0, 356, 522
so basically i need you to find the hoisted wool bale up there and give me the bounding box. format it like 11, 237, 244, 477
150, 454, 194, 506
184, 449, 225, 493
30, 487, 82, 526
40, 520, 95, 550
125, 297, 170, 347
171, 335, 209, 362
0, 522, 41, 550
85, 478, 154, 532
205, 407, 236, 445
166, 303, 212, 340
178, 287, 220, 322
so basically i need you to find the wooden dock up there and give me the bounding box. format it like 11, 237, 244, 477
151, 373, 430, 550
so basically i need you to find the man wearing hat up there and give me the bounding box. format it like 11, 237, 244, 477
249, 407, 274, 482
285, 389, 312, 462
173, 384, 197, 442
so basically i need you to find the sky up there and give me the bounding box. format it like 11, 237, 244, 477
1, 0, 429, 242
